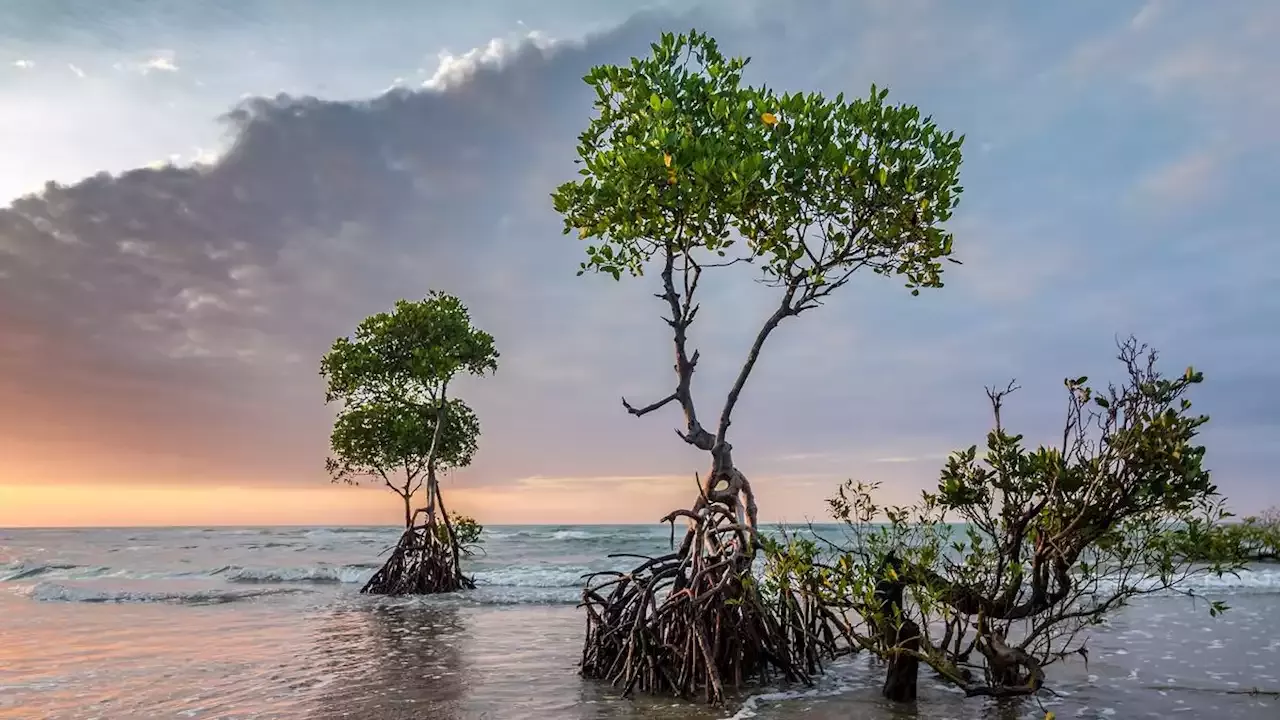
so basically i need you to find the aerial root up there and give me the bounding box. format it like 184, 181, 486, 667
361, 521, 474, 596
579, 501, 845, 705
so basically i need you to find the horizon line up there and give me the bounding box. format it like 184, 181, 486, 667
0, 520, 851, 531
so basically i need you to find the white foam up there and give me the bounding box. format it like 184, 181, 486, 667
1093, 566, 1280, 597
726, 681, 865, 720
0, 562, 84, 582
28, 581, 311, 605
472, 565, 591, 589
223, 565, 373, 585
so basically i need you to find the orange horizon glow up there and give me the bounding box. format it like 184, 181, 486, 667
0, 474, 871, 528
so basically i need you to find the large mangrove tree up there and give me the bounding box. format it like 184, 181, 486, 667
551, 30, 964, 704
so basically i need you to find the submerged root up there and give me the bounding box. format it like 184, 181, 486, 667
362, 521, 474, 596
579, 501, 845, 705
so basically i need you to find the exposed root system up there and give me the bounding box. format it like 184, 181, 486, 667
361, 519, 473, 596
579, 497, 844, 705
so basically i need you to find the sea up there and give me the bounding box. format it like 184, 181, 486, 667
1, 525, 1277, 719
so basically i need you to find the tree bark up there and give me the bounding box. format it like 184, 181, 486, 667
422, 382, 450, 525
876, 556, 920, 702
432, 473, 464, 584
883, 619, 920, 702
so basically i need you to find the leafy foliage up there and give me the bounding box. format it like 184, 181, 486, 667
766, 338, 1250, 699
324, 399, 480, 486
446, 513, 485, 556
1203, 507, 1280, 563
321, 292, 497, 408
552, 29, 964, 302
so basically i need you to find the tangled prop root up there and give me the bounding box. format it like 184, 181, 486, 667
579, 501, 844, 705
361, 520, 473, 596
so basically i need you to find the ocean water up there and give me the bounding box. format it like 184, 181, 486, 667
0, 525, 1277, 719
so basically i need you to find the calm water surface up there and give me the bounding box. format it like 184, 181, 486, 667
1, 526, 1276, 719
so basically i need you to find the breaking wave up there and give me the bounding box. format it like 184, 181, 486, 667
1089, 566, 1280, 597
222, 564, 378, 585
473, 565, 590, 589
1, 562, 89, 582
27, 582, 313, 605
5, 526, 1280, 611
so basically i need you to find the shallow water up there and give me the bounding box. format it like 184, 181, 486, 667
1, 526, 1276, 718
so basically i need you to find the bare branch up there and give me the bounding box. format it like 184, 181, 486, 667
621, 393, 679, 417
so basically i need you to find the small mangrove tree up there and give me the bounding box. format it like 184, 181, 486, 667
320, 293, 497, 595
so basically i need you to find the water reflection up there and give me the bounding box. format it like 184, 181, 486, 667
310, 602, 469, 720
305, 601, 727, 720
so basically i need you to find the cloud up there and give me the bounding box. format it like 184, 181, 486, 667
140, 53, 180, 74
0, 10, 686, 496
1064, 2, 1280, 148
872, 456, 946, 465
1133, 149, 1223, 208
425, 32, 560, 90
1130, 0, 1166, 30
511, 474, 690, 493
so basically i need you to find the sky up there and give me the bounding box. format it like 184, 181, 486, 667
1, 0, 1277, 527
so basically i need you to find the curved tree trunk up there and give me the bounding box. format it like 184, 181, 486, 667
577, 247, 846, 704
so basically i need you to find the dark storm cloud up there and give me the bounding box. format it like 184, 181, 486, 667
0, 9, 707, 484
0, 22, 637, 360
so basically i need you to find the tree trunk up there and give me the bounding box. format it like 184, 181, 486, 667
581, 249, 833, 704
882, 618, 920, 702
432, 474, 464, 584
875, 556, 920, 702
424, 473, 437, 525
402, 493, 412, 529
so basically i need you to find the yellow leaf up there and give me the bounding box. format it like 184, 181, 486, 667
667, 170, 677, 185
1045, 712, 1055, 720
578, 228, 588, 239
761, 112, 778, 126
663, 152, 672, 167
